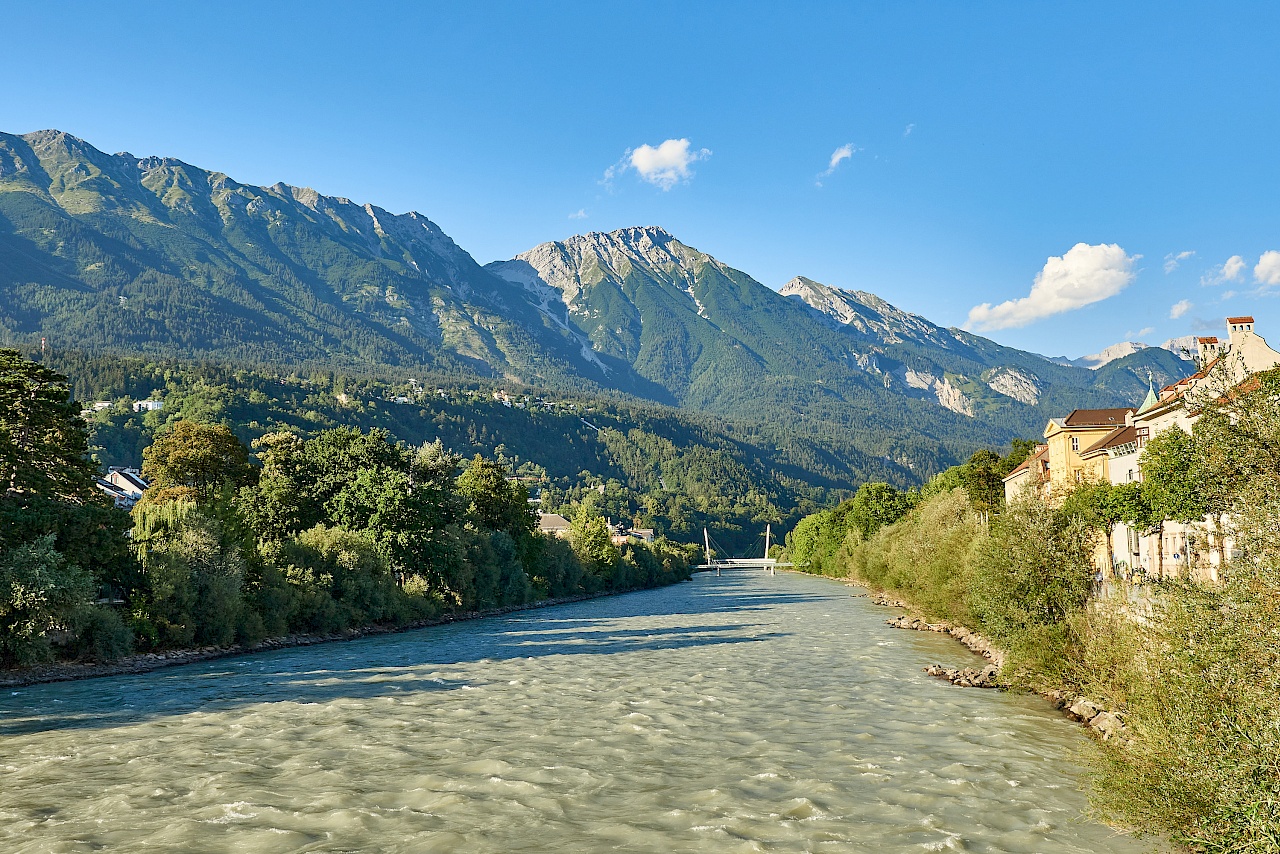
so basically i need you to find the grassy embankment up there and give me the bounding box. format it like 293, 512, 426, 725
784, 371, 1280, 851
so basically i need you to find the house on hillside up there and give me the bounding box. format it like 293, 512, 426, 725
96, 467, 148, 509
132, 399, 164, 413
537, 512, 572, 539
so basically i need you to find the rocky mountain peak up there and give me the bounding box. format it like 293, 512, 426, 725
780, 275, 955, 349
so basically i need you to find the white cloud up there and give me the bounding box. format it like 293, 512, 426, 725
1163, 250, 1195, 274
602, 138, 711, 191
1201, 254, 1246, 286
1255, 250, 1280, 286
815, 143, 857, 186
965, 243, 1139, 332
1222, 289, 1237, 300
568, 209, 587, 220
1170, 299, 1192, 319
1125, 326, 1155, 339
903, 123, 915, 137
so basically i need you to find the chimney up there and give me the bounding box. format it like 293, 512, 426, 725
1195, 336, 1220, 364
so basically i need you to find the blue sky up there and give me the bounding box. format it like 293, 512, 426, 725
6, 2, 1279, 358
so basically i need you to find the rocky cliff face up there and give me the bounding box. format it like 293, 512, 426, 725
780, 276, 959, 350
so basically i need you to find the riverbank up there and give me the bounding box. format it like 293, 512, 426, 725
859, 585, 1129, 744
0, 586, 652, 689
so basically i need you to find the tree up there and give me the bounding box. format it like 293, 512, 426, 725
457, 455, 536, 539
1140, 427, 1207, 577
569, 502, 619, 585
0, 349, 136, 600
141, 420, 253, 501
970, 497, 1096, 686
847, 482, 917, 540
0, 535, 95, 667
0, 349, 98, 499
959, 449, 1005, 513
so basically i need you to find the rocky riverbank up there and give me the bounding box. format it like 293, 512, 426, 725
866, 588, 1129, 743
0, 588, 634, 689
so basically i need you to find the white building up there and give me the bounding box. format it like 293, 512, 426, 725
1082, 316, 1280, 582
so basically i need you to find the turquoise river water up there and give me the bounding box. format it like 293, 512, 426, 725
0, 570, 1151, 852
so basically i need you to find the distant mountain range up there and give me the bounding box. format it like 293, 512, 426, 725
1049, 336, 1199, 370
0, 129, 1194, 482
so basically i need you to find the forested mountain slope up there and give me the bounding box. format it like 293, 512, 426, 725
491, 228, 1190, 472
0, 129, 1192, 483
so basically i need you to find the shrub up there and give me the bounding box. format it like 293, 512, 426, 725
1089, 533, 1280, 850
0, 535, 95, 668
969, 497, 1094, 688
69, 606, 134, 662
847, 488, 981, 625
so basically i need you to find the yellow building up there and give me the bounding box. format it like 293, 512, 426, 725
1042, 408, 1133, 495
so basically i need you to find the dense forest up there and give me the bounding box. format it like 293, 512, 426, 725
0, 348, 694, 670
34, 347, 871, 552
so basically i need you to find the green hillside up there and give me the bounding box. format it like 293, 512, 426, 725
1, 130, 1194, 486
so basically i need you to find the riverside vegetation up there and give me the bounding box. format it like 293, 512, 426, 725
784, 369, 1280, 851
0, 348, 694, 671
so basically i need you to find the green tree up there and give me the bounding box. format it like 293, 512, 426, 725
847, 482, 917, 539
0, 349, 98, 499
970, 496, 1096, 687
0, 349, 137, 603
569, 502, 619, 586
1139, 426, 1207, 576
141, 420, 253, 502
457, 454, 536, 539
0, 535, 95, 667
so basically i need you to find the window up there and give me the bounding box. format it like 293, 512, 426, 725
1127, 469, 1135, 481
1071, 436, 1079, 452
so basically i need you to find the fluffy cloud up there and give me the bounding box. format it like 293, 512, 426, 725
1255, 250, 1280, 286
603, 138, 711, 191
903, 123, 916, 137
965, 243, 1139, 332
568, 209, 587, 220
1170, 299, 1192, 319
815, 143, 856, 186
1163, 250, 1195, 274
1201, 254, 1246, 286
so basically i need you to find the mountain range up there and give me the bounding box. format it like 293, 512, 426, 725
0, 129, 1193, 483
1049, 336, 1199, 370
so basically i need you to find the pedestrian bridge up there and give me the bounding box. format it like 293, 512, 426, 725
696, 525, 794, 575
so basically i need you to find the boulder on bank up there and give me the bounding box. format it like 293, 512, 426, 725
923, 662, 1000, 688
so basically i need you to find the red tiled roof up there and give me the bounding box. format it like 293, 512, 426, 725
1062, 408, 1133, 427
1196, 336, 1219, 344
1227, 316, 1255, 324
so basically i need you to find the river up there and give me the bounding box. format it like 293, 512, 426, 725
0, 570, 1149, 852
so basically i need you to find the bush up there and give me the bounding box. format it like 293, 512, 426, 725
270, 526, 406, 631
140, 512, 246, 648
969, 497, 1094, 688
1088, 540, 1280, 850
847, 488, 981, 625
69, 606, 134, 662
0, 535, 95, 668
